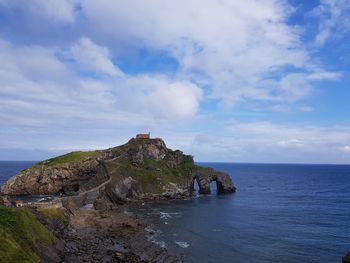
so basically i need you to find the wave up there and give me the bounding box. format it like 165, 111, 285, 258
160, 212, 172, 219
175, 241, 190, 248
159, 211, 183, 220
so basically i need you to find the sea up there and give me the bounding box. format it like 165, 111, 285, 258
1, 161, 350, 263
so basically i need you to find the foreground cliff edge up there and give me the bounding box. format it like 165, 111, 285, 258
1, 137, 236, 202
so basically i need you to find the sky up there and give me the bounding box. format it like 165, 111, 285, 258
0, 0, 350, 163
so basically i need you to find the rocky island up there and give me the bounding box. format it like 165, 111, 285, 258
0, 136, 235, 262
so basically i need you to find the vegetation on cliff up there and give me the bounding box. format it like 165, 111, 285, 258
33, 150, 102, 168
37, 207, 70, 226
0, 207, 55, 263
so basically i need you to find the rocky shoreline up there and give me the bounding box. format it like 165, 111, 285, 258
1, 193, 184, 262
46, 205, 182, 263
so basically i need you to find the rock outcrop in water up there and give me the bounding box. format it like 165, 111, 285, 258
1, 138, 236, 204
343, 252, 350, 263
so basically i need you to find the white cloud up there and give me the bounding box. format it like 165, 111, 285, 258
69, 37, 124, 77
0, 0, 342, 108
277, 139, 304, 147
308, 71, 342, 80
117, 75, 202, 119
0, 0, 76, 24
75, 0, 341, 108
0, 38, 202, 129
310, 0, 350, 46
189, 121, 350, 163
340, 146, 350, 153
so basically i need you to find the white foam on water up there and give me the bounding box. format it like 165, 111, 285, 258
153, 240, 167, 248
159, 211, 183, 220
144, 227, 166, 248
160, 212, 172, 219
175, 241, 190, 248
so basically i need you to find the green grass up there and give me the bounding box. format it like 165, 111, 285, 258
0, 207, 55, 263
35, 150, 102, 167
37, 207, 69, 226
132, 157, 195, 193
134, 168, 163, 193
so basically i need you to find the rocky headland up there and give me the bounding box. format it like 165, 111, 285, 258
1, 137, 235, 202
0, 137, 236, 262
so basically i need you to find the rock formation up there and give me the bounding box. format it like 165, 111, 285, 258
0, 195, 12, 207
194, 166, 236, 194
343, 252, 350, 263
2, 138, 236, 205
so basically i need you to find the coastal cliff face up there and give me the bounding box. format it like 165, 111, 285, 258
1, 138, 235, 203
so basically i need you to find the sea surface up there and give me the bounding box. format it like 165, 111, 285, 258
1, 161, 350, 262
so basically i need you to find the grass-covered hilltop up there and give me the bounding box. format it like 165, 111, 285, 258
1, 136, 235, 207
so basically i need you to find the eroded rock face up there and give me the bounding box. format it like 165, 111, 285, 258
1, 157, 108, 195
1, 138, 236, 203
127, 138, 168, 166
104, 176, 143, 204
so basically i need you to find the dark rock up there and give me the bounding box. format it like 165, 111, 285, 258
1, 157, 109, 195
343, 252, 350, 263
40, 239, 65, 263
62, 194, 88, 214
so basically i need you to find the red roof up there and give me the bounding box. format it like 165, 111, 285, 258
136, 133, 150, 139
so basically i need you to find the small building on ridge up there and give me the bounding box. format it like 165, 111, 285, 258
136, 133, 150, 139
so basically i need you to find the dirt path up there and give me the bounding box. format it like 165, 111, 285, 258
78, 178, 112, 196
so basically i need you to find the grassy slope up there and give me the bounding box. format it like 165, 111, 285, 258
37, 207, 69, 226
0, 207, 55, 263
34, 150, 102, 167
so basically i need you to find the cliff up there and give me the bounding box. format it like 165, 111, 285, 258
1, 138, 235, 205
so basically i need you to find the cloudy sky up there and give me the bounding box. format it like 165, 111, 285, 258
0, 0, 350, 163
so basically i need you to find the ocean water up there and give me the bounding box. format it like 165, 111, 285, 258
0, 161, 36, 186
126, 163, 350, 263
1, 161, 350, 262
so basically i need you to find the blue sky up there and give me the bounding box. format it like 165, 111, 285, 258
0, 0, 350, 163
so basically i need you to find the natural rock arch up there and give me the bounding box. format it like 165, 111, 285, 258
191, 168, 236, 195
